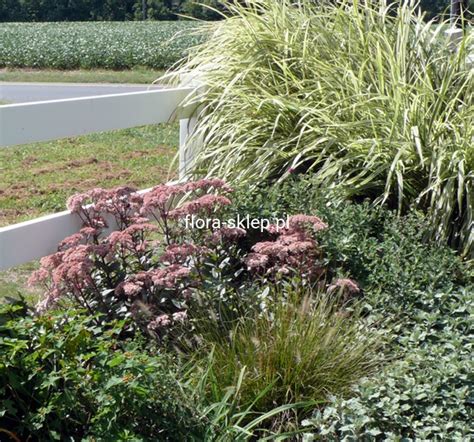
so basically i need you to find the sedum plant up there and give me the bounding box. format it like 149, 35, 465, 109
30, 179, 339, 341
174, 0, 474, 257
29, 180, 239, 337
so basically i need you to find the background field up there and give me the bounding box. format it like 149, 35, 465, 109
0, 21, 205, 70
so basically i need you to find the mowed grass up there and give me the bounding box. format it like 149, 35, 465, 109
0, 67, 165, 84
0, 123, 178, 301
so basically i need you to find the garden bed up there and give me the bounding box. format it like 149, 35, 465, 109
1, 0, 472, 440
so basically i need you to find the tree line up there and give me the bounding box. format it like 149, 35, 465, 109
0, 0, 223, 21
0, 0, 469, 22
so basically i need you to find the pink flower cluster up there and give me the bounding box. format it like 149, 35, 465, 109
169, 194, 232, 218
328, 278, 361, 302
32, 179, 237, 336
30, 245, 96, 313
67, 186, 143, 231
210, 227, 247, 243
141, 178, 232, 218
32, 178, 347, 342
160, 244, 204, 264
114, 264, 191, 297
147, 310, 188, 335
244, 214, 328, 278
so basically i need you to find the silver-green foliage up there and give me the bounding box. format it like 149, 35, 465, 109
176, 0, 474, 256
302, 287, 474, 440
0, 21, 204, 69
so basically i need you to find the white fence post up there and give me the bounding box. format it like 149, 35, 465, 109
179, 115, 199, 179
445, 27, 464, 52
178, 72, 205, 179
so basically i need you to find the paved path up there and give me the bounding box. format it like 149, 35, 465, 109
0, 82, 163, 103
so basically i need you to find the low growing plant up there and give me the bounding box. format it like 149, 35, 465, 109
0, 304, 206, 440
302, 286, 474, 440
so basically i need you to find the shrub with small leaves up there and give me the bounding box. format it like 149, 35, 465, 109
302, 286, 473, 440
0, 304, 206, 441
227, 176, 472, 438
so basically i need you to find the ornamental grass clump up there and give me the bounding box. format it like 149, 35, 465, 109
175, 0, 474, 256
195, 286, 385, 432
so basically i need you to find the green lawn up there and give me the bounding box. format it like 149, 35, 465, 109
0, 67, 166, 84
0, 123, 179, 301
0, 262, 42, 304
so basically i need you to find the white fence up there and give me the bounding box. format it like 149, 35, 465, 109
0, 86, 198, 270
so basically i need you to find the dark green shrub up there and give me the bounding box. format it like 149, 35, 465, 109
229, 176, 467, 302
230, 176, 472, 440
225, 176, 472, 439
0, 305, 205, 440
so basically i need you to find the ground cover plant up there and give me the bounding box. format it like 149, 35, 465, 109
0, 21, 205, 70
174, 0, 474, 257
0, 303, 206, 440
229, 177, 473, 439
303, 286, 473, 440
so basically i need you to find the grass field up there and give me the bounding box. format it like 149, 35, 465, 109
0, 123, 179, 300
0, 68, 165, 84
0, 21, 205, 70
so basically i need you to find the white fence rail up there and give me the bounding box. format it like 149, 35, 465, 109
0, 86, 198, 270
0, 87, 194, 147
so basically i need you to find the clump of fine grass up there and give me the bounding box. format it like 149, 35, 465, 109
173, 0, 474, 257
189, 286, 386, 436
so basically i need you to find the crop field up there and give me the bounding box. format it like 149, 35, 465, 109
0, 21, 205, 70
